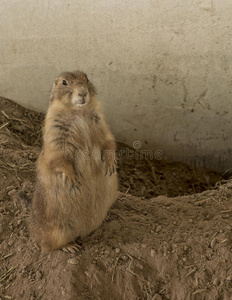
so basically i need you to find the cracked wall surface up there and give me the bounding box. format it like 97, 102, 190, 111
0, 0, 232, 172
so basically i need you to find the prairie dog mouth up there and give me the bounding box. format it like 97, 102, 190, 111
71, 95, 89, 106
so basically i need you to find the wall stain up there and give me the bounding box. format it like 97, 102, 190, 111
199, 0, 216, 15
191, 89, 208, 112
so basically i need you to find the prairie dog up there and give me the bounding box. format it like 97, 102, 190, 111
31, 70, 117, 252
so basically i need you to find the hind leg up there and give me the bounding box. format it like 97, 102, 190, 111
39, 226, 77, 252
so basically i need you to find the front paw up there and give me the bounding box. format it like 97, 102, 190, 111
105, 159, 117, 176
101, 150, 117, 176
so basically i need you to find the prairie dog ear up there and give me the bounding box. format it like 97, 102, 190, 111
54, 77, 59, 85
85, 74, 89, 83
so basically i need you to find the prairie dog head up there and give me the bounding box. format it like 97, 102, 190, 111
50, 70, 96, 106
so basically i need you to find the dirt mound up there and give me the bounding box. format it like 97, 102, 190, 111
1, 97, 232, 300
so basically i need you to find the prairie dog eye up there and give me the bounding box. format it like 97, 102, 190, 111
62, 79, 68, 86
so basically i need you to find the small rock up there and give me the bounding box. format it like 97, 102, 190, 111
19, 230, 24, 236
29, 153, 34, 160
6, 186, 15, 192
7, 189, 17, 198
105, 250, 110, 255
152, 294, 162, 300
156, 225, 162, 233
150, 249, 156, 257
17, 220, 22, 226
115, 248, 121, 254
121, 255, 128, 261
68, 258, 79, 265
9, 274, 15, 281
226, 275, 232, 281
38, 284, 44, 290
12, 111, 22, 118
213, 277, 220, 286
17, 245, 23, 251
173, 220, 177, 225
8, 240, 14, 246
35, 271, 43, 280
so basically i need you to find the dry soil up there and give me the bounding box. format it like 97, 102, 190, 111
1, 97, 232, 300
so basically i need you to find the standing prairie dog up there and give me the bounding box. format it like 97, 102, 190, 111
31, 70, 117, 252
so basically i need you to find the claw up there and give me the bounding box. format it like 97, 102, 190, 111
62, 243, 81, 254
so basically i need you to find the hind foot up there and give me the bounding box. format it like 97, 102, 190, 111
62, 242, 81, 254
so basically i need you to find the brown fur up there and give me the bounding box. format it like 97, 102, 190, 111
31, 70, 118, 251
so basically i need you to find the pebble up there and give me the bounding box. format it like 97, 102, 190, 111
29, 153, 34, 159
213, 277, 220, 286
12, 111, 22, 118
105, 250, 110, 256
9, 274, 15, 281
17, 245, 23, 251
17, 220, 22, 226
152, 294, 162, 300
6, 186, 15, 192
150, 249, 156, 257
115, 248, 121, 254
35, 271, 43, 280
68, 258, 79, 265
8, 240, 14, 246
7, 189, 17, 197
226, 275, 232, 281
137, 263, 143, 270
121, 255, 128, 261
156, 225, 162, 233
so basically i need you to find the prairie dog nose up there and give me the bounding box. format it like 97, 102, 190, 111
78, 87, 87, 97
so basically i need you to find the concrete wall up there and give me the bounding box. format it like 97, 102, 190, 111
1, 0, 232, 173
